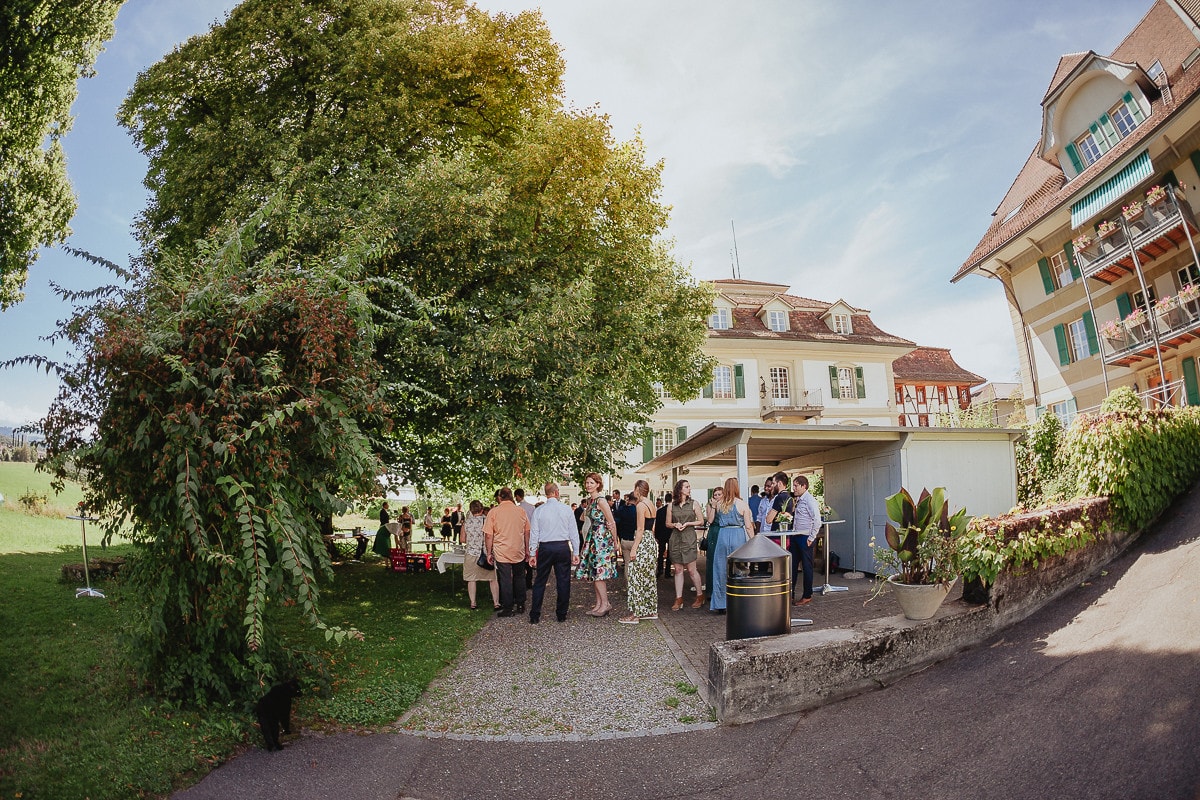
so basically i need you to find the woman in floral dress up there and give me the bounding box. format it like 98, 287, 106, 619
460, 500, 499, 610
620, 480, 660, 624
575, 472, 619, 617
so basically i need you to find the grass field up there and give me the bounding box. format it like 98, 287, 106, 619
0, 462, 484, 798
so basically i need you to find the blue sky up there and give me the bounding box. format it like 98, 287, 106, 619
0, 0, 1155, 426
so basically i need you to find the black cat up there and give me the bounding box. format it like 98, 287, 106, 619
255, 678, 301, 751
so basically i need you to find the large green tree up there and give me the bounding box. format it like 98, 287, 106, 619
119, 0, 713, 488
0, 0, 123, 308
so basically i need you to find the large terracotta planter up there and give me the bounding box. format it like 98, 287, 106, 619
887, 575, 956, 620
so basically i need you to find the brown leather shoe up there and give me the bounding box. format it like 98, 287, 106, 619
794, 596, 812, 606
691, 592, 706, 609
671, 597, 684, 611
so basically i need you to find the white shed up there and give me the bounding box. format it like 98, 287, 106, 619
637, 422, 1020, 574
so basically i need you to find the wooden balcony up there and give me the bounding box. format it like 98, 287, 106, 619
1101, 298, 1200, 367
1074, 194, 1200, 285
760, 389, 823, 422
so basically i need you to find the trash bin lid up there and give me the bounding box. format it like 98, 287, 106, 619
729, 533, 788, 560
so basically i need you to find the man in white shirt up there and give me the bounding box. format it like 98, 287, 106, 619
527, 483, 581, 624
789, 474, 822, 606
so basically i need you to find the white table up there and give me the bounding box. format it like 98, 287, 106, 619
436, 551, 465, 574
815, 519, 848, 594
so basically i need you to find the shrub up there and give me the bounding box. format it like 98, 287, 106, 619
1064, 406, 1200, 530
1099, 385, 1141, 413
1015, 411, 1066, 506
960, 497, 1109, 586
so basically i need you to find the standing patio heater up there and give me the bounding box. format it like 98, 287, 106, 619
66, 513, 105, 599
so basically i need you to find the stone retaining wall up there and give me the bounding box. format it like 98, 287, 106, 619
709, 521, 1138, 725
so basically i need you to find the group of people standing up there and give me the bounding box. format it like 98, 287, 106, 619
447, 470, 823, 624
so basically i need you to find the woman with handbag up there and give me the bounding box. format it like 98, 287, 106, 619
575, 472, 620, 617
460, 499, 499, 610
666, 479, 706, 611
708, 478, 756, 614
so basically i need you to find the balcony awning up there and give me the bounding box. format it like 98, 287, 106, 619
1071, 150, 1153, 228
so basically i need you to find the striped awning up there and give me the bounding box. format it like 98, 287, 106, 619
1071, 150, 1153, 228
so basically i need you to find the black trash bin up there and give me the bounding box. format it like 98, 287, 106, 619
726, 534, 791, 640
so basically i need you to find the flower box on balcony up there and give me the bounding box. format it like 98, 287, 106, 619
1072, 233, 1094, 252
1155, 296, 1184, 330
1097, 220, 1119, 238
1099, 320, 1129, 352
1123, 200, 1144, 221
1179, 284, 1200, 319
1146, 185, 1168, 206
1125, 308, 1151, 341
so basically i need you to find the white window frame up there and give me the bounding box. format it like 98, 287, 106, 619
1108, 100, 1136, 139
1068, 317, 1093, 362
766, 309, 788, 332
1049, 249, 1074, 289
769, 367, 790, 402
709, 307, 731, 330
652, 382, 672, 400
1177, 262, 1199, 288
837, 366, 856, 400
832, 313, 852, 334
652, 427, 676, 457
1075, 131, 1103, 166
713, 365, 734, 399
1049, 400, 1076, 427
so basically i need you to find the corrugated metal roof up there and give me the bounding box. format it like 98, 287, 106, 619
1070, 150, 1153, 228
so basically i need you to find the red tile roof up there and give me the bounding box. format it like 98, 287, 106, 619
955, 0, 1200, 282
892, 347, 986, 386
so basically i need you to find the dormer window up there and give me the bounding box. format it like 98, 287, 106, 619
766, 310, 788, 332
831, 313, 852, 334
1064, 91, 1146, 175
709, 307, 731, 330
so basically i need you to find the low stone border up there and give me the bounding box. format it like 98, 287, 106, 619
709, 521, 1138, 724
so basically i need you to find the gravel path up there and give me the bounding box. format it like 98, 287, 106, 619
396, 578, 716, 739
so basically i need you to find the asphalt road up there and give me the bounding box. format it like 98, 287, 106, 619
177, 488, 1200, 800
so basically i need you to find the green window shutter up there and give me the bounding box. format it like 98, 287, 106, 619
676, 426, 687, 443
1038, 257, 1055, 295
1098, 113, 1118, 146
1064, 241, 1080, 279
829, 365, 839, 396
1065, 143, 1084, 173
1054, 323, 1071, 366
642, 435, 654, 463
1116, 292, 1133, 319
1123, 91, 1145, 123
1183, 357, 1200, 406
1089, 123, 1108, 153
702, 381, 713, 399
854, 366, 866, 399
1035, 405, 1045, 420
1066, 397, 1077, 423
734, 364, 745, 398
1082, 311, 1098, 356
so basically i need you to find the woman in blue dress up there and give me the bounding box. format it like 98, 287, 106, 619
709, 477, 756, 614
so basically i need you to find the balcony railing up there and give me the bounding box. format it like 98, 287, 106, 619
760, 389, 823, 422
1073, 188, 1200, 284
1100, 295, 1200, 366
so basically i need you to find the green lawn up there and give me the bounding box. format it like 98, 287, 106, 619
0, 475, 485, 798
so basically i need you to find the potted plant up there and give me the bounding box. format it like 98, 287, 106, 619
1099, 318, 1128, 351
1155, 294, 1183, 330
1097, 219, 1119, 238
872, 487, 972, 620
1122, 199, 1144, 221
1072, 232, 1094, 256
1178, 282, 1200, 319
1146, 185, 1167, 205
1124, 307, 1150, 341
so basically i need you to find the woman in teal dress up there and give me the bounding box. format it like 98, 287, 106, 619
575, 472, 619, 617
709, 478, 755, 614
620, 480, 660, 624
372, 501, 393, 562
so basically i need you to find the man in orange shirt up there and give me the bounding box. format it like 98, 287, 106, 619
484, 486, 531, 617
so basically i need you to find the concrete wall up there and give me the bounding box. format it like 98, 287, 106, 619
708, 520, 1137, 725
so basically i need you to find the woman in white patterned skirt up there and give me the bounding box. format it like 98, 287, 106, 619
460, 499, 499, 610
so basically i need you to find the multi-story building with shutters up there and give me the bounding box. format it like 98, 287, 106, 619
955, 0, 1200, 423
621, 279, 983, 495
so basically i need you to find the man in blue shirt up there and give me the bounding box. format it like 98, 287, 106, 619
527, 483, 581, 624
747, 484, 763, 532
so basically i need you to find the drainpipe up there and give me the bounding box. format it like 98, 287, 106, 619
974, 265, 1040, 407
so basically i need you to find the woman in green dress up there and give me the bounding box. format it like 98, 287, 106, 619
704, 487, 723, 597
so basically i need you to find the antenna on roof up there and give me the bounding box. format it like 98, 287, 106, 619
730, 220, 742, 279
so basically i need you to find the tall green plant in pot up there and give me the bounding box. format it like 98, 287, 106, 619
874, 487, 972, 620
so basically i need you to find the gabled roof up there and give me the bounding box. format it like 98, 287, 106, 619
1043, 52, 1093, 103
892, 347, 986, 386
955, 0, 1200, 282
